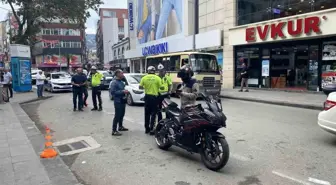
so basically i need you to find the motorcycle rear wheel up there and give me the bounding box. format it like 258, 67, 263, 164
154, 123, 172, 150
200, 137, 229, 171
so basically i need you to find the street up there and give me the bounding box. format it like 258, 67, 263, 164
22, 90, 336, 185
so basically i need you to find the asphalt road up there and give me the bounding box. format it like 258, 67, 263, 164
27, 90, 336, 185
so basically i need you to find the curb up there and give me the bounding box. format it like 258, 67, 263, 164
220, 95, 323, 110
11, 103, 81, 185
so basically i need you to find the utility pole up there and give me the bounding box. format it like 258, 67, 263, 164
192, 0, 199, 51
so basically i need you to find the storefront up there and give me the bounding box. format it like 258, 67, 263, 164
229, 8, 336, 91
125, 29, 222, 72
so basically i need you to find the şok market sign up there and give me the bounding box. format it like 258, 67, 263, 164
142, 42, 168, 56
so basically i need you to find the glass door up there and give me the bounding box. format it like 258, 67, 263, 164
308, 45, 319, 91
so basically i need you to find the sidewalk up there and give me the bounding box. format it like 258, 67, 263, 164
221, 88, 326, 110
0, 92, 80, 185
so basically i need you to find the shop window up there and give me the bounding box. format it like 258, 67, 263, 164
321, 41, 336, 88
235, 48, 260, 87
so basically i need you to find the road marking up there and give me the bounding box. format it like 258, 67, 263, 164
272, 171, 313, 185
230, 154, 251, 161
308, 177, 331, 185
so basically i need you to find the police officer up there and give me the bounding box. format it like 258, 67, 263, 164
90, 66, 104, 111
157, 64, 172, 122
139, 66, 162, 135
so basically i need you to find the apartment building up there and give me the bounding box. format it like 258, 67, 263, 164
96, 8, 129, 65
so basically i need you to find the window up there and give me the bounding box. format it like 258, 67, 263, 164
147, 57, 163, 69
118, 27, 124, 33
103, 10, 116, 17
122, 13, 126, 19
237, 0, 336, 26
190, 54, 218, 73
166, 55, 180, 71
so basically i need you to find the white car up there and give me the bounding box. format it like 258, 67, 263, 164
44, 72, 72, 93
318, 92, 336, 135
109, 73, 145, 106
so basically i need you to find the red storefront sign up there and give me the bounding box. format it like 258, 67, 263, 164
245, 16, 325, 42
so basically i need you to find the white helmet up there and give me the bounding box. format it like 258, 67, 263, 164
157, 64, 164, 70
147, 66, 156, 73
91, 66, 97, 70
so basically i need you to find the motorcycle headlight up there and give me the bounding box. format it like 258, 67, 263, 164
132, 89, 144, 94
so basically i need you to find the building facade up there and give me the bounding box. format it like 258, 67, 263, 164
33, 21, 85, 71
228, 0, 336, 91
96, 8, 129, 65
111, 37, 130, 70
125, 0, 222, 73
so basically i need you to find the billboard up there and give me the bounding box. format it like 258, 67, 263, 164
135, 0, 184, 45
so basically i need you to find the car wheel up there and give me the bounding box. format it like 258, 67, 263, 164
127, 94, 134, 106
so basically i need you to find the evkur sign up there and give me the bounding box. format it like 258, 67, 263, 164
245, 16, 325, 42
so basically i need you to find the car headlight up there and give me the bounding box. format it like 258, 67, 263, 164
132, 89, 144, 94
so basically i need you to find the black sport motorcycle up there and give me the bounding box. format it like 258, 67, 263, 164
154, 93, 229, 171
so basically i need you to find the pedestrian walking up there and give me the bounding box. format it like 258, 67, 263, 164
2, 68, 12, 102
90, 66, 103, 111
71, 68, 87, 111
239, 62, 249, 92
157, 64, 172, 122
139, 66, 162, 135
35, 71, 46, 98
110, 69, 129, 136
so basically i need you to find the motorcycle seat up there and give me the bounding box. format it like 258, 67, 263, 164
168, 109, 181, 116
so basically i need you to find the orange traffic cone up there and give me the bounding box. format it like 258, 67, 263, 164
40, 126, 58, 158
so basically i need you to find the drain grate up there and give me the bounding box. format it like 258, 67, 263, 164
53, 136, 101, 156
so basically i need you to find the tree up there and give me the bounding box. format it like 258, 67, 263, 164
2, 0, 103, 46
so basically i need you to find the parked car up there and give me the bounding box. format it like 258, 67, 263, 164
318, 92, 336, 135
109, 73, 145, 106
87, 70, 114, 89
44, 72, 72, 93
31, 69, 42, 85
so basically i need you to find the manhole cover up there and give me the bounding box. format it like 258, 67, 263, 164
53, 136, 101, 156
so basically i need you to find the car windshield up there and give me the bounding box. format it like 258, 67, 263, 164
127, 75, 143, 84
190, 54, 219, 73
51, 73, 70, 79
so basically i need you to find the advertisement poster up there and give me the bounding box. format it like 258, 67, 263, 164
136, 0, 183, 45
261, 60, 269, 77
322, 42, 336, 61
321, 63, 336, 88
20, 60, 31, 85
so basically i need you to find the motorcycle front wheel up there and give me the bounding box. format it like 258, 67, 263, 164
200, 136, 229, 171
154, 122, 172, 150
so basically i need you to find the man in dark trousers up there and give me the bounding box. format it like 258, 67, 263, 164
139, 66, 162, 135
90, 66, 103, 111
110, 69, 129, 136
71, 68, 87, 111
239, 62, 249, 92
